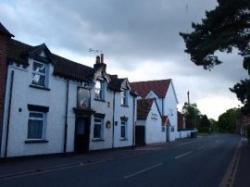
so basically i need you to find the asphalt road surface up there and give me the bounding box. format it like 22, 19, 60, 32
0, 134, 240, 187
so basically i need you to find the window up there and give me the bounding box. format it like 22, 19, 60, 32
27, 112, 46, 139
93, 117, 104, 139
95, 80, 105, 100
120, 119, 128, 139
121, 90, 128, 106
32, 61, 48, 87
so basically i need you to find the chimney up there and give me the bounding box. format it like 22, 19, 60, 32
96, 55, 100, 64
93, 54, 106, 72
100, 53, 104, 64
0, 22, 13, 149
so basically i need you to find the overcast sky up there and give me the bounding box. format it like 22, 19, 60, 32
0, 0, 248, 119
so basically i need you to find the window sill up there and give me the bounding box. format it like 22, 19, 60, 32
94, 98, 105, 102
25, 139, 49, 144
92, 138, 104, 142
120, 138, 128, 141
121, 104, 129, 108
29, 84, 50, 91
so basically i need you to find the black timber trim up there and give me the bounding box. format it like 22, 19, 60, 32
29, 84, 51, 91
25, 139, 49, 144
27, 104, 49, 113
120, 116, 128, 121
94, 113, 105, 118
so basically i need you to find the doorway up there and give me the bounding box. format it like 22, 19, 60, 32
75, 117, 90, 153
135, 126, 145, 146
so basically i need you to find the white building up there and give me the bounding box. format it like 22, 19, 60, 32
0, 23, 137, 158
131, 79, 178, 141
135, 99, 167, 145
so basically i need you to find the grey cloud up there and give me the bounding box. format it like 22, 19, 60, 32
0, 0, 246, 118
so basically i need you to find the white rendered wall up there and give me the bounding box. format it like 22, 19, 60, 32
164, 82, 178, 141
88, 88, 114, 150
1, 59, 78, 158
113, 92, 135, 148
145, 102, 166, 144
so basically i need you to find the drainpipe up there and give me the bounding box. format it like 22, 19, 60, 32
112, 91, 115, 148
132, 96, 136, 149
63, 80, 69, 153
4, 70, 14, 158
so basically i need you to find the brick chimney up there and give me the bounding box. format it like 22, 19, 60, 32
0, 23, 13, 135
94, 54, 106, 72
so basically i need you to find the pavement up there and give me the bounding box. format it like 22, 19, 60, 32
234, 138, 250, 187
0, 134, 242, 187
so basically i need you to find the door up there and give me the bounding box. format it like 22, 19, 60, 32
135, 126, 145, 146
75, 117, 90, 153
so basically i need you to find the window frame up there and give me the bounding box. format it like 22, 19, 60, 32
31, 60, 49, 88
27, 111, 47, 140
93, 117, 104, 140
121, 90, 128, 106
120, 119, 128, 139
94, 80, 105, 101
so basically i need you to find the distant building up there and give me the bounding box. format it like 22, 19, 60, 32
135, 98, 167, 146
0, 23, 137, 158
178, 111, 186, 130
131, 79, 178, 141
236, 114, 250, 137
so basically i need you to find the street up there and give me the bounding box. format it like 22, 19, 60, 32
0, 134, 240, 187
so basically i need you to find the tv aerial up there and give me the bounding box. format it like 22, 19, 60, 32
88, 48, 103, 54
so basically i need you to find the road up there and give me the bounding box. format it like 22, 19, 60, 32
0, 134, 240, 187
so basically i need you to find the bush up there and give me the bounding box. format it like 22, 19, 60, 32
198, 127, 210, 133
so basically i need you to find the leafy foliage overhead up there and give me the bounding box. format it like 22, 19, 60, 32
180, 0, 250, 113
180, 0, 250, 71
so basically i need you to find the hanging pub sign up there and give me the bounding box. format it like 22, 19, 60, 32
77, 87, 91, 109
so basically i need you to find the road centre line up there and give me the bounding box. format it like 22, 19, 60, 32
124, 163, 163, 179
174, 151, 193, 160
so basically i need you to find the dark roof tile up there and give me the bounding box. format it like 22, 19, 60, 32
137, 99, 154, 120
131, 79, 171, 98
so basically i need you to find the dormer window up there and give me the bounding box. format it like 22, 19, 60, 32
31, 61, 48, 88
121, 90, 128, 106
95, 80, 105, 100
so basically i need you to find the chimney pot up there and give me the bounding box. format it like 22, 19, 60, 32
96, 56, 100, 64
100, 53, 104, 64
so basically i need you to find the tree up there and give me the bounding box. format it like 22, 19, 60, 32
182, 102, 201, 129
209, 118, 218, 132
217, 108, 241, 133
180, 0, 250, 114
199, 115, 212, 133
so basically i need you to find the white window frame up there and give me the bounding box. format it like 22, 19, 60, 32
121, 90, 128, 106
120, 119, 128, 139
93, 117, 104, 139
95, 80, 105, 100
27, 111, 46, 140
31, 60, 49, 88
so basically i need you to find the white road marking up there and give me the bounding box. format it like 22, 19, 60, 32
124, 163, 163, 179
174, 151, 193, 160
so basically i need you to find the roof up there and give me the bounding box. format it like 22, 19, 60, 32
7, 39, 95, 82
131, 79, 171, 98
137, 99, 155, 120
108, 75, 126, 91
0, 23, 14, 37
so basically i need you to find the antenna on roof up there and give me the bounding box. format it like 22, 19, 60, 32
88, 48, 103, 54
185, 0, 190, 33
